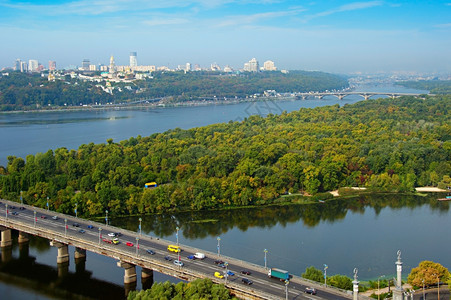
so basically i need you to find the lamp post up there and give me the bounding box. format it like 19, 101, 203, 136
34, 211, 36, 227
422, 279, 425, 300
217, 237, 221, 258
20, 190, 23, 206
5, 204, 8, 219
75, 202, 78, 218
98, 227, 102, 244
176, 226, 179, 246
47, 197, 49, 211
436, 274, 440, 300
264, 249, 268, 270
378, 275, 385, 300
139, 218, 142, 236
324, 264, 328, 287
64, 219, 67, 236
285, 280, 289, 300
105, 210, 108, 225
225, 262, 229, 284
136, 237, 139, 257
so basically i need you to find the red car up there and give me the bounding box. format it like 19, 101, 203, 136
103, 238, 112, 244
126, 242, 134, 247
40, 215, 46, 219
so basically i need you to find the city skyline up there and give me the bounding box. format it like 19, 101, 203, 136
1, 1, 451, 74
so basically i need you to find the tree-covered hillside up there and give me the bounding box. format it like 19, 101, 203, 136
0, 71, 348, 111
0, 95, 449, 218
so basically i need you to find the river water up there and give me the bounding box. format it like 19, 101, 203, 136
2, 84, 448, 299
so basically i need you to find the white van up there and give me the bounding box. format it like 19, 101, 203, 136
194, 252, 206, 259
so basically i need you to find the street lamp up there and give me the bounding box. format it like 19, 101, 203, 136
436, 274, 440, 300
136, 237, 139, 257
264, 249, 268, 270
64, 219, 67, 236
378, 275, 385, 300
5, 204, 8, 219
20, 190, 23, 206
98, 227, 102, 244
225, 262, 229, 284
285, 280, 289, 300
47, 197, 49, 211
34, 211, 36, 227
75, 202, 78, 218
324, 264, 328, 287
217, 237, 221, 258
139, 218, 142, 236
105, 210, 108, 225
422, 279, 425, 300
176, 226, 179, 246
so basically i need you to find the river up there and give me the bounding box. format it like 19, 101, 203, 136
2, 84, 447, 299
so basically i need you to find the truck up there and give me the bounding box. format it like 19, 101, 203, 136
268, 268, 290, 281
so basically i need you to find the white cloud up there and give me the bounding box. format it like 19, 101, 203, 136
300, 1, 383, 22
434, 23, 451, 28
143, 18, 189, 27
217, 8, 305, 27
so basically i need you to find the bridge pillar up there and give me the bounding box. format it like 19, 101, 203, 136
19, 240, 30, 259
0, 244, 12, 263
141, 268, 154, 290
117, 261, 137, 284
74, 247, 86, 272
18, 231, 29, 244
50, 241, 70, 264
0, 229, 12, 247
74, 247, 86, 259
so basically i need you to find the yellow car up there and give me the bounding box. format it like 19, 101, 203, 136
214, 272, 224, 279
167, 245, 181, 253
112, 238, 120, 245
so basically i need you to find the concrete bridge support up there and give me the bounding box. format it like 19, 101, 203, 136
50, 241, 69, 264
141, 268, 154, 290
117, 261, 137, 284
18, 231, 29, 244
0, 244, 12, 263
0, 229, 12, 247
74, 247, 87, 273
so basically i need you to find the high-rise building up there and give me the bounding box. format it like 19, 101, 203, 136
82, 59, 90, 71
263, 60, 276, 71
243, 58, 259, 72
109, 55, 116, 73
49, 61, 56, 71
130, 52, 137, 68
89, 64, 97, 71
20, 61, 28, 72
28, 59, 39, 72
14, 59, 21, 71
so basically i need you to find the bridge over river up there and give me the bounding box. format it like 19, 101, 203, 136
0, 199, 366, 300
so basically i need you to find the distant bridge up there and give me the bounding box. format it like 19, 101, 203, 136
294, 91, 429, 100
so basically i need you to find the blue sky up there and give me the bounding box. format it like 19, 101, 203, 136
1, 0, 450, 73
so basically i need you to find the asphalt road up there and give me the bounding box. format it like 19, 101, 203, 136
0, 199, 351, 300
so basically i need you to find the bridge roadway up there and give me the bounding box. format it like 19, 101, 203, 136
294, 91, 427, 100
0, 199, 357, 300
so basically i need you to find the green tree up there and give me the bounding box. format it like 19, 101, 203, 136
302, 266, 323, 282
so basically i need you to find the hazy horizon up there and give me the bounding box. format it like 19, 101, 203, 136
1, 0, 450, 74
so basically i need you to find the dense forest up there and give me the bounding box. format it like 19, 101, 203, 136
0, 96, 449, 218
0, 71, 348, 111
127, 279, 237, 300
396, 80, 451, 94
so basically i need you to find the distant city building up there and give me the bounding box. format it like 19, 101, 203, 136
28, 59, 39, 72
210, 63, 221, 71
185, 63, 191, 72
243, 62, 250, 72
89, 64, 97, 71
81, 59, 90, 71
37, 64, 44, 72
109, 55, 116, 74
243, 58, 259, 72
133, 65, 156, 72
263, 60, 277, 71
193, 64, 201, 71
20, 61, 27, 72
223, 65, 233, 73
130, 52, 137, 68
99, 64, 108, 72
14, 59, 21, 71
48, 60, 56, 71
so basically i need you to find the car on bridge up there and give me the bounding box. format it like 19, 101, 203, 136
304, 287, 317, 295
241, 278, 253, 285
112, 238, 120, 245
40, 215, 46, 219
19, 207, 26, 210
126, 242, 134, 247
214, 272, 224, 279
226, 270, 234, 276
108, 232, 116, 237
167, 245, 181, 253
11, 212, 18, 215
72, 223, 80, 227
164, 256, 172, 261
187, 255, 196, 260
241, 270, 251, 275
87, 225, 94, 229
146, 249, 155, 255
52, 216, 58, 220
103, 238, 112, 244
79, 229, 85, 234
174, 260, 184, 267
214, 260, 224, 265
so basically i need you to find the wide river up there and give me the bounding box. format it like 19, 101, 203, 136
1, 84, 449, 299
